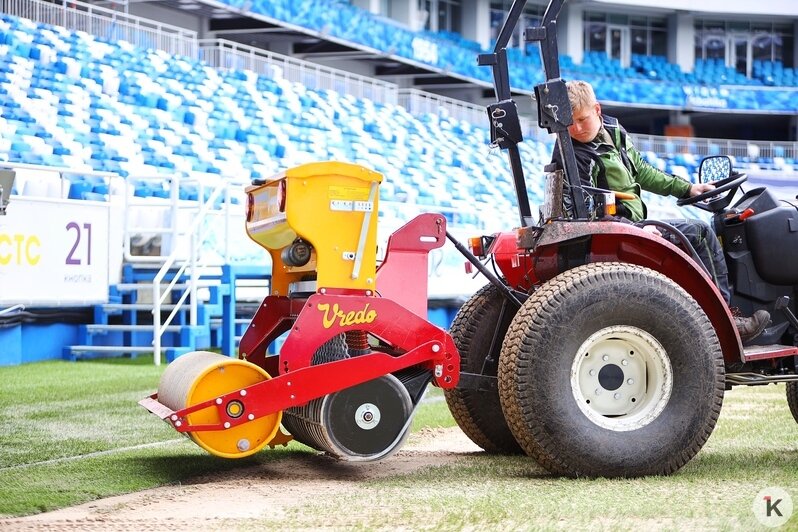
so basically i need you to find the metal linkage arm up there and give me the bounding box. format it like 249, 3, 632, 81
479, 0, 590, 223
477, 1, 533, 227
524, 0, 588, 219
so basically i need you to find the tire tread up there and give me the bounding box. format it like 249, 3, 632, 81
499, 262, 725, 477
787, 382, 798, 424
444, 284, 522, 454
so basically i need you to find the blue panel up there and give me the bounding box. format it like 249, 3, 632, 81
21, 323, 80, 363
426, 307, 449, 329
0, 326, 22, 366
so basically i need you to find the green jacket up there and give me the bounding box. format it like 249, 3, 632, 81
554, 115, 692, 221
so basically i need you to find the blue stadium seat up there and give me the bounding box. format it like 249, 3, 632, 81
0, 7, 792, 235
67, 179, 93, 200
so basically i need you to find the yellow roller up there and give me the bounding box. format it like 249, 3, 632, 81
158, 351, 282, 458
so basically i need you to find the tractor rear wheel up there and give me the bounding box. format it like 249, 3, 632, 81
444, 283, 523, 454
787, 382, 798, 423
499, 262, 725, 477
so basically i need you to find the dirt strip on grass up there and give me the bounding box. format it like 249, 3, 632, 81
0, 427, 481, 531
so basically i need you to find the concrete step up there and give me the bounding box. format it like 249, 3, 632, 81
84, 324, 182, 333
114, 283, 190, 291
65, 344, 191, 363
102, 303, 180, 312
67, 345, 153, 355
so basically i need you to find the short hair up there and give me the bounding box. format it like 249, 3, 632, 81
566, 80, 597, 112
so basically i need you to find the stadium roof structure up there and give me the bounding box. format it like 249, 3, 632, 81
155, 0, 495, 94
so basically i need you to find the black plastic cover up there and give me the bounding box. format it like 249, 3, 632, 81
746, 203, 798, 285
487, 100, 523, 149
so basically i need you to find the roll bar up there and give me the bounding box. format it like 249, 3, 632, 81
478, 0, 588, 223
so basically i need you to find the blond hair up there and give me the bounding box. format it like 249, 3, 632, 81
566, 80, 597, 112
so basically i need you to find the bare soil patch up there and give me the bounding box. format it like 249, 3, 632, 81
0, 427, 480, 531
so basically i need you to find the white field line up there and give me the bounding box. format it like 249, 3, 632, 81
0, 438, 185, 472
2, 391, 447, 472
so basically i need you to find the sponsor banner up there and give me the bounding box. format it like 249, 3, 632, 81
0, 197, 110, 306
684, 85, 729, 109
683, 85, 798, 112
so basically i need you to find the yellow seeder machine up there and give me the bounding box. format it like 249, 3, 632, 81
140, 161, 460, 461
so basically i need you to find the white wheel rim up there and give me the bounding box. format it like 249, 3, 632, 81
570, 325, 672, 432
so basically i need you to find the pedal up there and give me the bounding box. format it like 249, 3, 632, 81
775, 296, 798, 330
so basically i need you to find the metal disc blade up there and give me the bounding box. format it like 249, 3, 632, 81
322, 374, 412, 459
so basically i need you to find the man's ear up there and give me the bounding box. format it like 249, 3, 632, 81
595, 102, 602, 115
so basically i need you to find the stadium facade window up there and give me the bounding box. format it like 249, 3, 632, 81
489, 1, 545, 53
421, 0, 462, 33
584, 12, 666, 66
642, 18, 666, 57
695, 19, 795, 76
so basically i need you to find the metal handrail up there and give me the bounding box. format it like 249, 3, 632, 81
0, 161, 120, 198
630, 134, 798, 161
122, 173, 186, 264
0, 161, 118, 179
151, 180, 227, 365
0, 0, 197, 58
0, 303, 24, 317
198, 38, 398, 105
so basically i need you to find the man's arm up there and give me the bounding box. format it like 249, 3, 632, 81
627, 143, 692, 198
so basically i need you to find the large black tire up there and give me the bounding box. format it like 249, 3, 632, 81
499, 262, 725, 477
444, 284, 523, 454
787, 382, 798, 424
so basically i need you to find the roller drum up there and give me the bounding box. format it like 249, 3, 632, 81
158, 350, 282, 458
281, 397, 329, 453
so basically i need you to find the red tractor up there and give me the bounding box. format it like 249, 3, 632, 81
443, 0, 798, 477
142, 0, 797, 479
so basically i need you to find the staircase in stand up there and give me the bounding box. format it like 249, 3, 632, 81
64, 263, 269, 363
65, 264, 220, 362
63, 176, 269, 363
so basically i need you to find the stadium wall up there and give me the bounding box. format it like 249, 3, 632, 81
592, 0, 798, 17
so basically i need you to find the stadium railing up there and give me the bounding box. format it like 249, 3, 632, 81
0, 0, 196, 58
7, 0, 798, 113
198, 38, 397, 106
633, 134, 798, 164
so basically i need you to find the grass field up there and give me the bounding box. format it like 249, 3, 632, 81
1, 357, 797, 530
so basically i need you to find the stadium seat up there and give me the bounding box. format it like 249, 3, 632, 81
67, 179, 92, 200
0, 8, 792, 236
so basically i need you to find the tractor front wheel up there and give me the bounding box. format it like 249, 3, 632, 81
444, 283, 522, 454
499, 262, 725, 477
787, 382, 798, 423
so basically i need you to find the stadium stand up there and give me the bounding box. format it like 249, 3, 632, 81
0, 9, 539, 363
205, 0, 798, 112
0, 11, 556, 228
0, 0, 796, 365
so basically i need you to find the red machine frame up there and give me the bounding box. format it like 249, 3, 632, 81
141, 213, 461, 434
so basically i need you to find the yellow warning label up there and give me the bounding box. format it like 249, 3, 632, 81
329, 185, 370, 201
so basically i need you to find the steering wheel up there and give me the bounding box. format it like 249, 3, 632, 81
676, 172, 748, 211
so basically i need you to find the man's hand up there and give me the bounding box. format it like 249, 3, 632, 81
689, 183, 716, 197
642, 225, 662, 237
